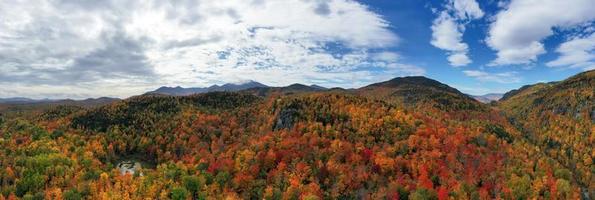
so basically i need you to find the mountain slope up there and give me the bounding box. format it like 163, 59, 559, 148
499, 70, 594, 122
357, 76, 484, 111
72, 92, 261, 132
498, 69, 594, 193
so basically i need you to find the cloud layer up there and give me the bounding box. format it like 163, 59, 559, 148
487, 0, 595, 66
2, 0, 593, 98
0, 0, 424, 98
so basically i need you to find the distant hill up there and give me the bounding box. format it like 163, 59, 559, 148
357, 76, 484, 111
72, 92, 261, 132
0, 97, 57, 104
52, 97, 121, 107
240, 83, 327, 97
364, 76, 459, 92
0, 97, 119, 106
472, 93, 503, 103
148, 81, 268, 96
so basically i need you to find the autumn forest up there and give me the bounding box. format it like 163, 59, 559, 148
0, 70, 593, 200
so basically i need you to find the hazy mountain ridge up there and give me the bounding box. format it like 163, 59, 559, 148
0, 97, 119, 106
148, 80, 268, 96
150, 81, 329, 97
0, 97, 59, 104
472, 93, 503, 103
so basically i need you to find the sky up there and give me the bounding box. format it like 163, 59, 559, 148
0, 0, 594, 99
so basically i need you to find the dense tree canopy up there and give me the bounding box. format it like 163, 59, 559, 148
0, 72, 592, 200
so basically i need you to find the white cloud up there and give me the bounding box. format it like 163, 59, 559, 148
447, 52, 471, 66
487, 0, 595, 66
546, 32, 595, 70
371, 52, 400, 62
450, 0, 484, 20
463, 70, 521, 83
431, 12, 468, 52
0, 0, 424, 98
430, 0, 483, 67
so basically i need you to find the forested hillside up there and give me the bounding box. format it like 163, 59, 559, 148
498, 70, 594, 197
0, 72, 592, 199
357, 76, 485, 112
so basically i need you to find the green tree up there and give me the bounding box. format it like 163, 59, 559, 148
63, 189, 83, 200
171, 187, 189, 200
215, 171, 231, 188
409, 188, 437, 200
510, 175, 531, 200
556, 179, 571, 199
183, 175, 201, 199
15, 172, 44, 197
554, 168, 571, 180
50, 129, 65, 139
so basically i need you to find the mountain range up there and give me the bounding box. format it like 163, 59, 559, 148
147, 81, 268, 96
146, 77, 496, 104
0, 69, 593, 199
0, 76, 578, 107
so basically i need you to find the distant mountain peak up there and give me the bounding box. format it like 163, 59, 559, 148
365, 76, 460, 93
148, 81, 269, 96
288, 83, 307, 87
358, 75, 484, 111
374, 76, 443, 86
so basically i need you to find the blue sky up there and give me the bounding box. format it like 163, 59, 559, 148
0, 0, 593, 98
359, 0, 593, 94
